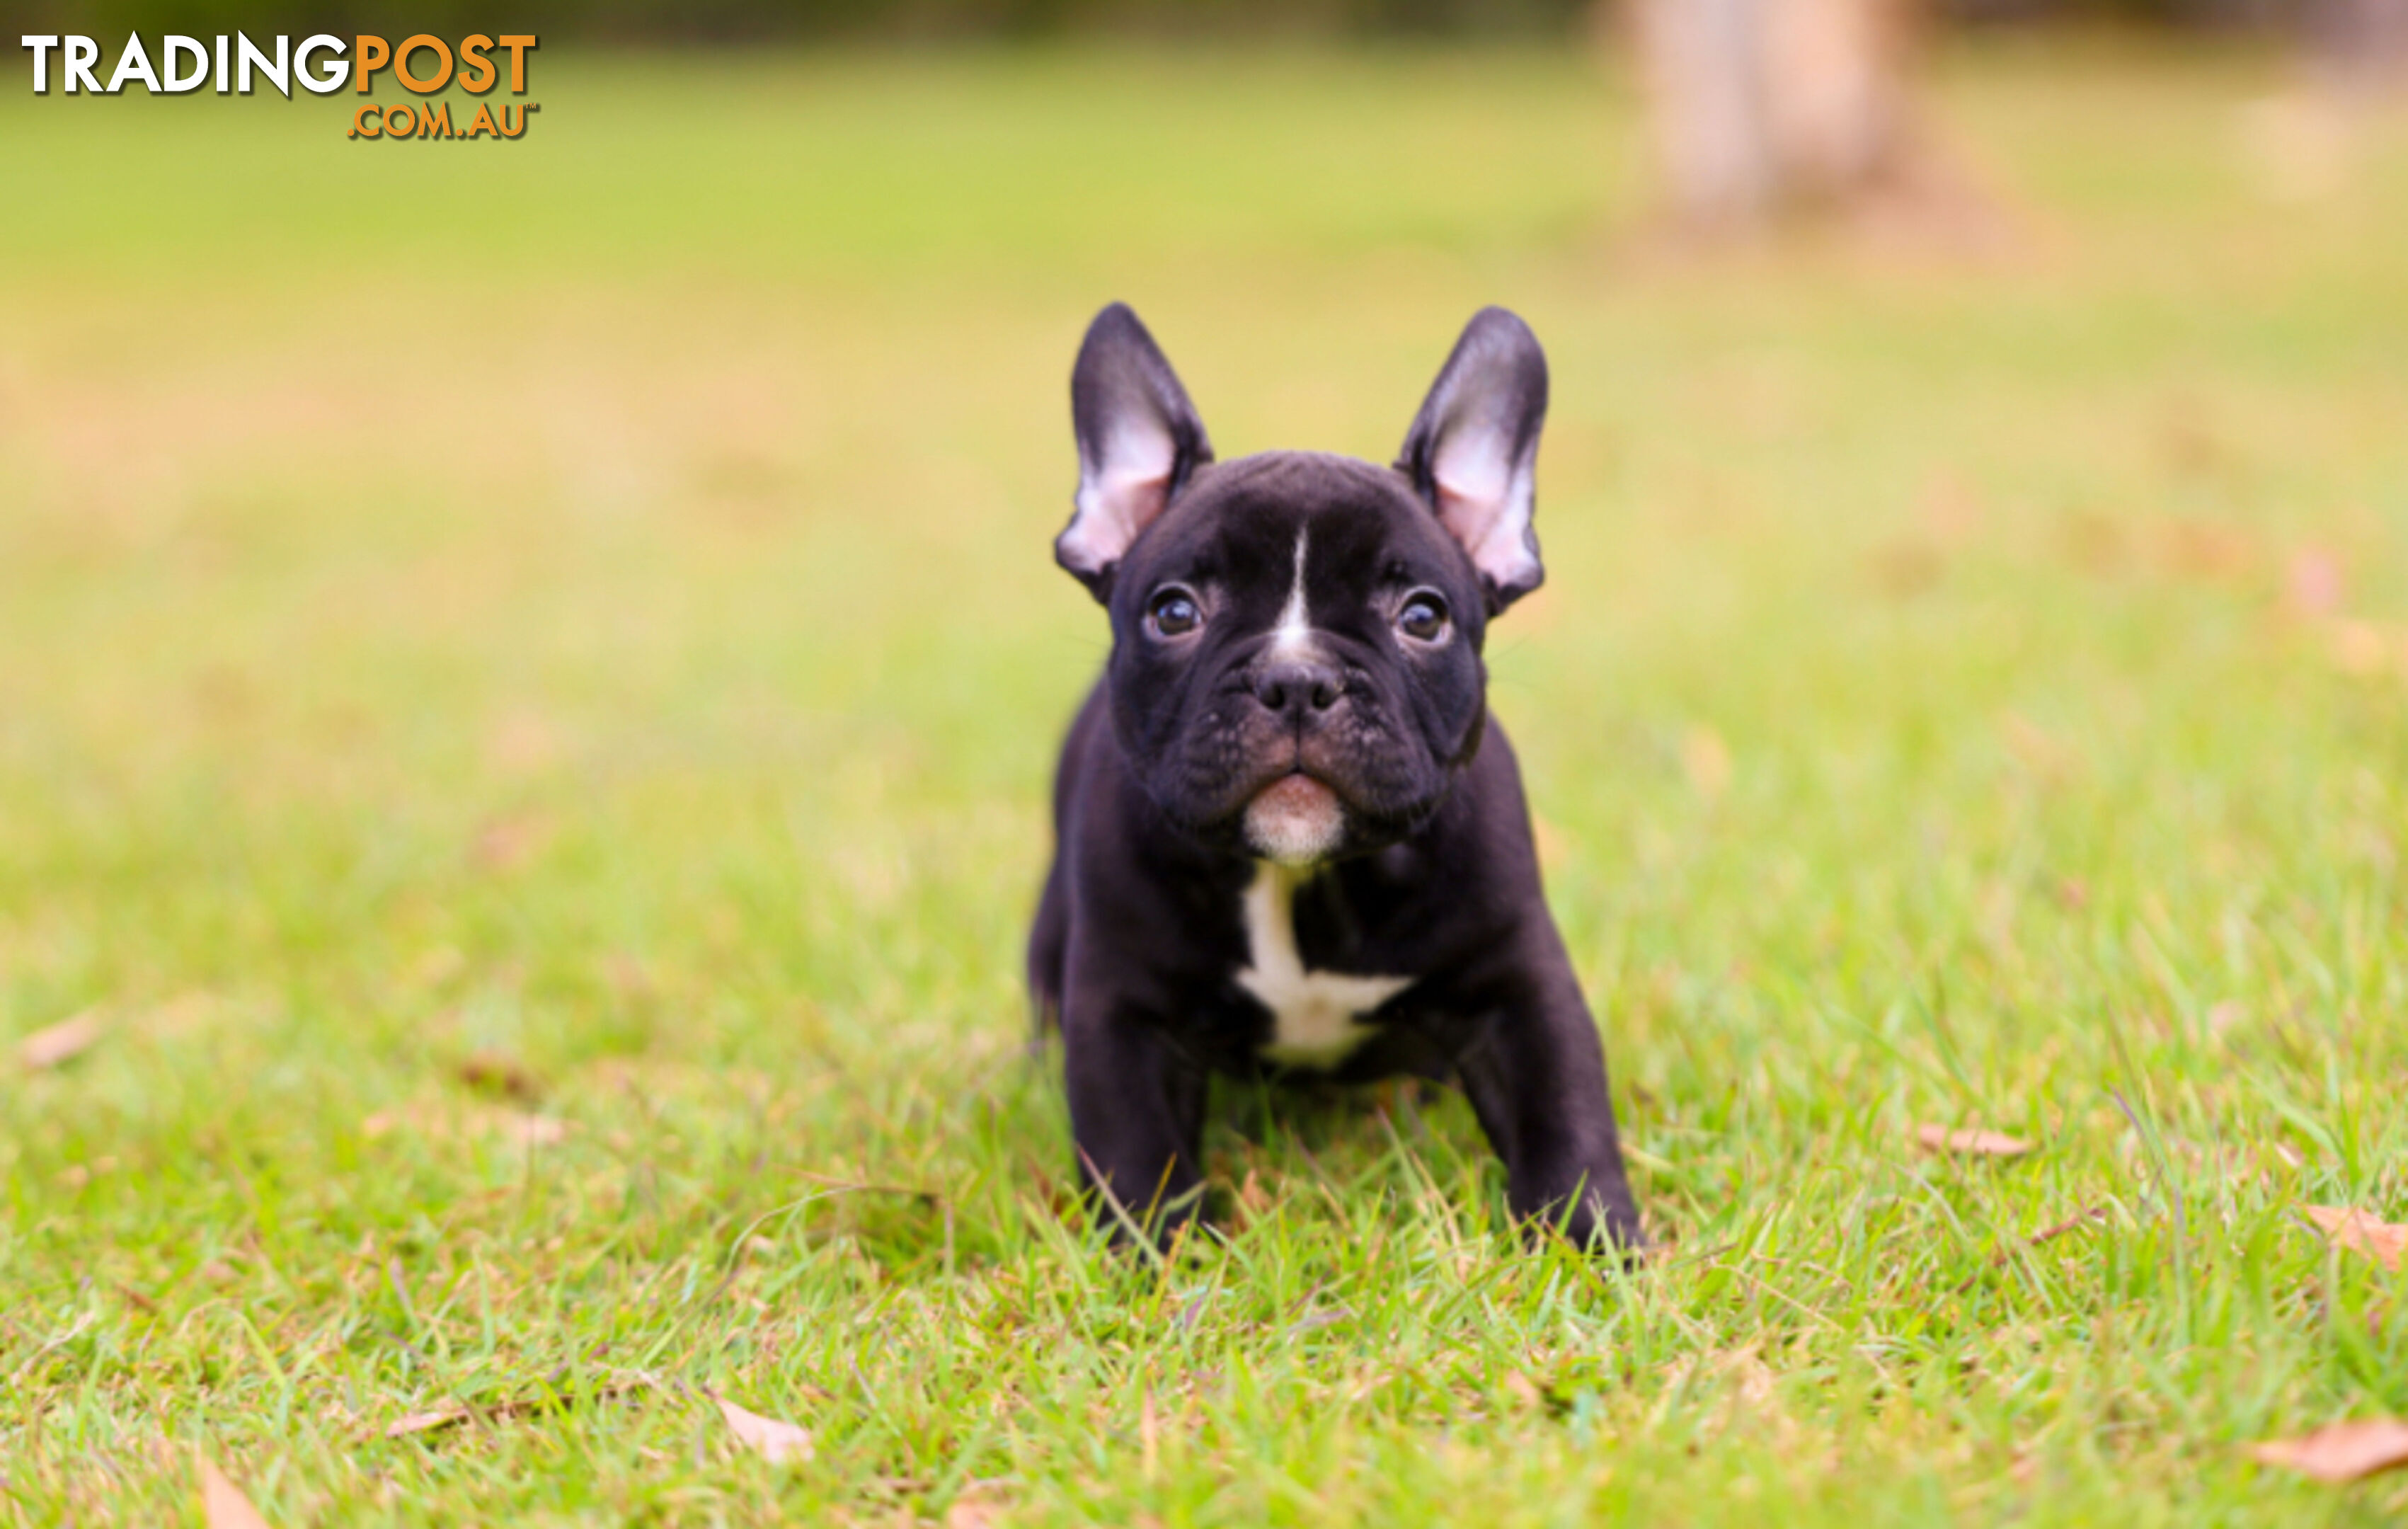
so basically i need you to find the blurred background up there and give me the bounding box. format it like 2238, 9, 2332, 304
9, 7, 2408, 1513
4, 0, 2407, 1309
13, 0, 2408, 47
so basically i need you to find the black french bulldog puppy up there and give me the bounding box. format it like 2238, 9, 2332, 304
1028, 303, 1643, 1254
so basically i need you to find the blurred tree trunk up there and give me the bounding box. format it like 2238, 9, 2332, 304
1628, 0, 1928, 233
2304, 0, 2408, 86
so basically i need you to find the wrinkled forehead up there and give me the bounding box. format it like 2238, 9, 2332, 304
1137, 452, 1457, 587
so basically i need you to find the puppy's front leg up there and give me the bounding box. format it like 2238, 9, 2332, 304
1061, 990, 1208, 1249
1453, 934, 1644, 1254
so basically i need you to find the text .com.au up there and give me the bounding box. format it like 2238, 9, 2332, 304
17, 34, 542, 141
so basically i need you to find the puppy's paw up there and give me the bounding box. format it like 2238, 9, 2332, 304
1517, 1185, 1648, 1264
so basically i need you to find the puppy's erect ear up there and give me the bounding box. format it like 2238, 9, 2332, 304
1397, 307, 1549, 612
1057, 303, 1213, 602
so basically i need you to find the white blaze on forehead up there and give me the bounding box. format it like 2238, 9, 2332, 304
1238, 863, 1414, 1070
1270, 526, 1314, 659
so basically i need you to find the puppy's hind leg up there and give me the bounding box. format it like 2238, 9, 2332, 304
1026, 857, 1069, 1041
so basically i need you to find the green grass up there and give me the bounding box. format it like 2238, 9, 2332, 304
6, 38, 2408, 1525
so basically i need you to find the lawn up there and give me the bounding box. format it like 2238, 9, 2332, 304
4, 38, 2408, 1526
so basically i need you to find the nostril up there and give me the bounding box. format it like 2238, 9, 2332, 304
1254, 662, 1342, 716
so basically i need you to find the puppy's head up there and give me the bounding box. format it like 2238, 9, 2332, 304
1055, 303, 1552, 866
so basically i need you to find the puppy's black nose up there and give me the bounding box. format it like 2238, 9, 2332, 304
1252, 660, 1342, 718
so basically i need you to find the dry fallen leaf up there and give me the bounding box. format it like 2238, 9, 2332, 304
382, 1375, 650, 1438
2286, 546, 2346, 617
508, 1115, 568, 1147
2252, 1419, 2408, 1483
200, 1457, 272, 1529
2329, 619, 2392, 677
471, 815, 550, 874
457, 1050, 542, 1102
1530, 815, 1570, 873
2000, 714, 2072, 780
1916, 1124, 2034, 1159
1237, 1169, 1271, 1215
2302, 1206, 2407, 1273
713, 1391, 813, 1465
1681, 725, 1733, 801
1950, 1206, 2110, 1293
1870, 535, 1945, 597
20, 1009, 105, 1070
144, 991, 224, 1038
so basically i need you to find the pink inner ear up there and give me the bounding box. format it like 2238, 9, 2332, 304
1059, 465, 1169, 575
1432, 432, 1538, 592
1060, 418, 1179, 576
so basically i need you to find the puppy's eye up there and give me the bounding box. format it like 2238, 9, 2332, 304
1397, 591, 1450, 643
1147, 586, 1203, 637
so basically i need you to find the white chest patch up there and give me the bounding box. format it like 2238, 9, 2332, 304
1237, 864, 1413, 1069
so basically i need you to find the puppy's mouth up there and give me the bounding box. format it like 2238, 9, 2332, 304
1242, 769, 1346, 866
